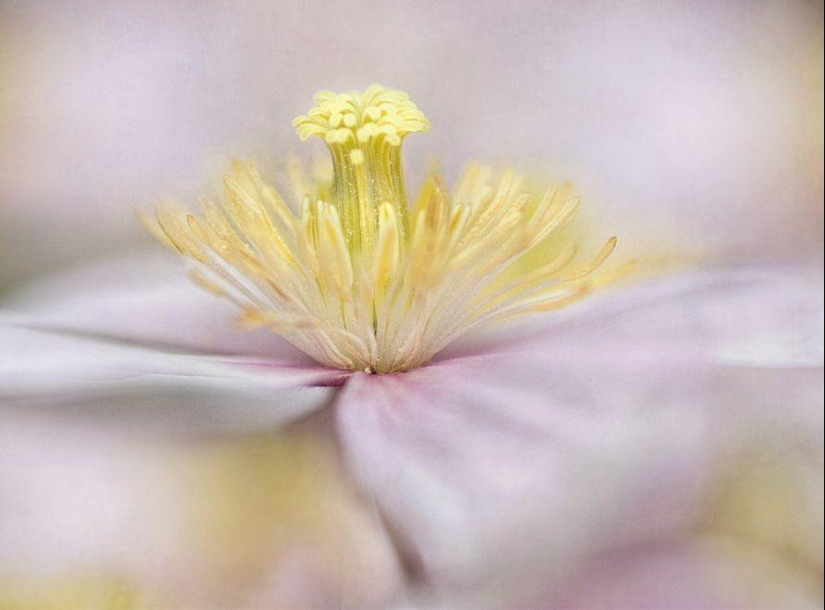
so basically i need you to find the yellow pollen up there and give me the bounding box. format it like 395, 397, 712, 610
144, 85, 624, 373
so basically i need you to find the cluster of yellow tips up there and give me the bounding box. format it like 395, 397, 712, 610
146, 85, 621, 373
293, 85, 429, 150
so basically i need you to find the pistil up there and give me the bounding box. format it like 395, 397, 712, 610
293, 86, 429, 266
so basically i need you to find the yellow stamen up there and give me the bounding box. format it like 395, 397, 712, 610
147, 85, 621, 373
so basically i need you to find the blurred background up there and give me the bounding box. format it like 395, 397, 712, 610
0, 0, 822, 290
0, 1, 823, 608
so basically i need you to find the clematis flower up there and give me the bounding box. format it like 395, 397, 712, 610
1, 86, 822, 597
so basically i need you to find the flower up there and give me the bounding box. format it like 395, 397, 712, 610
1, 86, 822, 600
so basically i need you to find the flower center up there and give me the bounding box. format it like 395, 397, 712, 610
146, 85, 623, 373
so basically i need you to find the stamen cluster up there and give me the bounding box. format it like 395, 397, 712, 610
146, 86, 619, 373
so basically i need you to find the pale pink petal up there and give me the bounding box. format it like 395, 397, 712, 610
393, 542, 822, 610
4, 249, 312, 362
336, 349, 714, 596
335, 266, 823, 595
0, 316, 345, 433
549, 542, 823, 610
712, 364, 824, 456
442, 266, 824, 370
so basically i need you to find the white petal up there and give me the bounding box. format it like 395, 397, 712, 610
4, 249, 312, 361
0, 316, 344, 434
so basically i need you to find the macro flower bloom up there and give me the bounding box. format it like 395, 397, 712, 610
144, 86, 622, 374
1, 86, 822, 598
